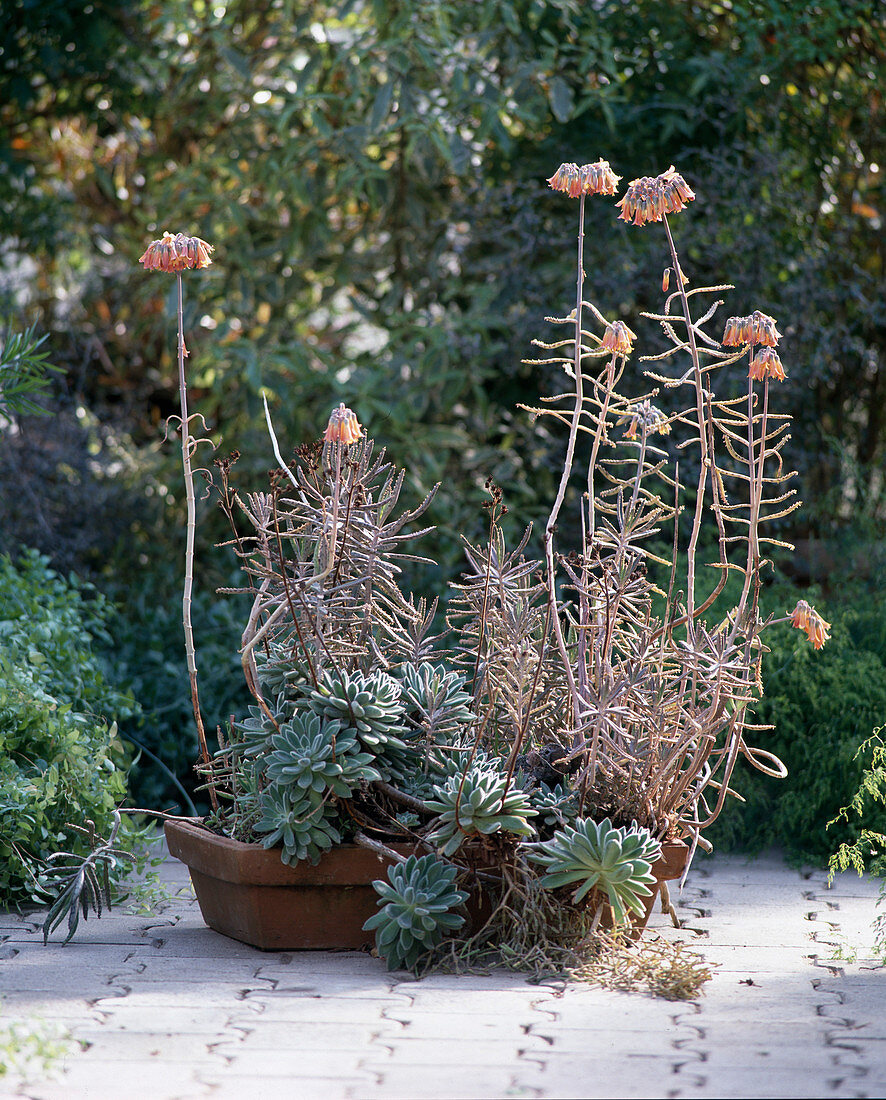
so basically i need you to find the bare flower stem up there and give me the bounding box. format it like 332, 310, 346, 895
175, 272, 217, 810
544, 193, 587, 750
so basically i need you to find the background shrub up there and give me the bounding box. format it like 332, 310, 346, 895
708, 582, 886, 864
0, 550, 136, 906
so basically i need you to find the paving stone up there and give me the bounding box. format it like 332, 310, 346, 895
359, 1064, 541, 1099
3, 847, 886, 1100
70, 1028, 234, 1062
84, 1003, 258, 1033
203, 1047, 379, 1078
212, 1021, 384, 1053
363, 1035, 549, 1065
18, 1059, 213, 1099
676, 1063, 857, 1098
377, 1010, 538, 1041
196, 1073, 375, 1099
228, 997, 397, 1025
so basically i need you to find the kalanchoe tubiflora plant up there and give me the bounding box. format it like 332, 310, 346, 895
45, 163, 828, 991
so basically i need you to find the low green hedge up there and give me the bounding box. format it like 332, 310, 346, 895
708, 582, 886, 864
0, 550, 137, 907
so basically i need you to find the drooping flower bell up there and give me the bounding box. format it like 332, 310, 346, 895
748, 347, 787, 382
324, 403, 363, 445
722, 311, 782, 348
548, 159, 621, 198
615, 165, 695, 227
599, 319, 637, 357
139, 231, 214, 273
789, 600, 830, 649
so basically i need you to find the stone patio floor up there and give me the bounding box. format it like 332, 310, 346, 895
1, 841, 883, 1099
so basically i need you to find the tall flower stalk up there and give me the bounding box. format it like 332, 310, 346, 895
522, 159, 829, 854
139, 231, 217, 808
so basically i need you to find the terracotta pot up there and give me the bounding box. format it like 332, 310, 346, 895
166, 820, 689, 952
165, 819, 417, 950
599, 838, 690, 939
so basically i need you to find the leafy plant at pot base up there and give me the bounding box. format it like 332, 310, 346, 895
364, 854, 468, 972
525, 818, 661, 925
46, 161, 830, 991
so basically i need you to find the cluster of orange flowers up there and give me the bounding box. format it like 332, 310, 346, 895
621, 400, 671, 440
722, 311, 786, 382
722, 310, 782, 348
748, 347, 786, 382
547, 160, 622, 198
615, 166, 695, 227
789, 600, 831, 650
599, 319, 637, 357
324, 403, 363, 445
139, 231, 214, 273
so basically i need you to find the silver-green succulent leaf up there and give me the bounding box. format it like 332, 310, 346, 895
363, 853, 468, 971
253, 784, 342, 866
398, 662, 475, 742
264, 712, 380, 797
525, 817, 662, 924
425, 765, 537, 857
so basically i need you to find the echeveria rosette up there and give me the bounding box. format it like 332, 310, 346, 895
425, 766, 537, 857
304, 669, 408, 750
253, 785, 343, 866
363, 853, 468, 972
264, 712, 380, 797
525, 817, 662, 925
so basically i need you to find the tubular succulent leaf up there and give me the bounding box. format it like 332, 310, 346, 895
363, 853, 468, 971
525, 818, 661, 924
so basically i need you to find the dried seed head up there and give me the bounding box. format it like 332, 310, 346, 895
748, 347, 786, 382
615, 165, 695, 227
138, 231, 214, 273
324, 403, 363, 445
599, 319, 638, 357
789, 600, 830, 649
548, 159, 621, 198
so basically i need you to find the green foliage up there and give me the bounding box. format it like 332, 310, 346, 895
363, 853, 468, 972
707, 583, 886, 863
0, 550, 135, 906
0, 322, 60, 417
108, 579, 251, 813
303, 668, 416, 779
529, 783, 580, 840
426, 764, 537, 856
398, 662, 475, 744
0, 1007, 74, 1083
525, 818, 661, 924
827, 729, 886, 963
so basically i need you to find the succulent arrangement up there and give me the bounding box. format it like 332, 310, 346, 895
45, 163, 830, 980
